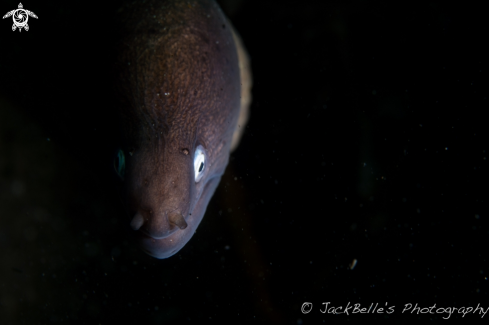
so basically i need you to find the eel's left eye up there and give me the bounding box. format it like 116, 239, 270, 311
114, 149, 125, 180
194, 145, 206, 182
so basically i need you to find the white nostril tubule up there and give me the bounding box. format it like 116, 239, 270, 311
130, 212, 145, 230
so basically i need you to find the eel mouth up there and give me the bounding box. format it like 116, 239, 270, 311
138, 232, 180, 258
135, 230, 184, 259
139, 228, 177, 240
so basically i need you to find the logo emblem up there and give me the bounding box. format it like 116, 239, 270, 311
3, 3, 37, 32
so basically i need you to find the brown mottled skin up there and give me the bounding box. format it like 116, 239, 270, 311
114, 0, 251, 258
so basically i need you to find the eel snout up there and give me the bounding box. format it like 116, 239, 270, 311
130, 210, 188, 240
130, 211, 188, 239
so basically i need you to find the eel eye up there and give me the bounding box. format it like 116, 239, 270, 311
114, 149, 125, 180
193, 145, 206, 182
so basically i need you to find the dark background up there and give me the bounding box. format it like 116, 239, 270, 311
0, 0, 487, 323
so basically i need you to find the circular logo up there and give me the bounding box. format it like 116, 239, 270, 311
301, 302, 313, 314
13, 10, 28, 27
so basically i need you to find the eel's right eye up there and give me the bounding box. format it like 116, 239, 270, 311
193, 145, 206, 182
114, 149, 125, 180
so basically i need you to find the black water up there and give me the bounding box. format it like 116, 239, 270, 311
0, 0, 487, 323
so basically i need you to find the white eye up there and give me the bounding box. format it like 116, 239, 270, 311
193, 145, 206, 182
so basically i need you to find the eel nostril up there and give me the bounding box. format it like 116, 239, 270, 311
168, 213, 188, 230
130, 212, 145, 230
132, 210, 186, 238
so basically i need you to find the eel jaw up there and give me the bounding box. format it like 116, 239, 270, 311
133, 176, 221, 259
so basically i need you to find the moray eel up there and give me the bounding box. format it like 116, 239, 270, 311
113, 0, 251, 258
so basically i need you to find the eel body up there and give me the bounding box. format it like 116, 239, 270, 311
114, 0, 251, 258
